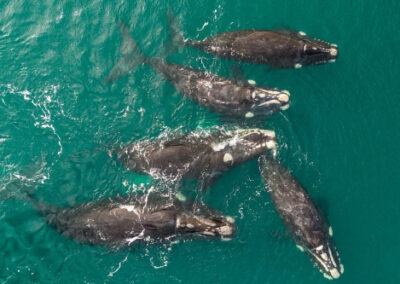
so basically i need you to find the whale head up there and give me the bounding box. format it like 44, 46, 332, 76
301, 233, 343, 280
298, 33, 338, 66
176, 207, 237, 239
211, 128, 277, 166
246, 88, 290, 117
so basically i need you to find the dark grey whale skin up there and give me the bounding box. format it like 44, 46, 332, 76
144, 57, 290, 118
184, 30, 338, 68
258, 155, 343, 279
27, 192, 236, 247
117, 128, 277, 185
103, 22, 290, 118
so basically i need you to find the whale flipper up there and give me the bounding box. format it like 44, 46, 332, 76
102, 21, 145, 83
164, 9, 185, 57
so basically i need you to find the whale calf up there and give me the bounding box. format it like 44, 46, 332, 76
168, 12, 338, 69
103, 22, 290, 118
258, 155, 343, 279
27, 191, 236, 247
118, 128, 277, 186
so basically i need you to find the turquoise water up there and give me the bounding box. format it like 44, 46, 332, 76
1, 0, 399, 283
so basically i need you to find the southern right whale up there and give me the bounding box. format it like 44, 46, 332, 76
258, 155, 343, 279
167, 11, 338, 69
26, 191, 236, 247
103, 22, 290, 119
118, 128, 277, 186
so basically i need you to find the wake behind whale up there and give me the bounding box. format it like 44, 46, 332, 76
103, 22, 290, 119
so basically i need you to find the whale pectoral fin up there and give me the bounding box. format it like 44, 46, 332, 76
198, 173, 221, 190
164, 9, 185, 57
102, 21, 145, 83
230, 63, 248, 86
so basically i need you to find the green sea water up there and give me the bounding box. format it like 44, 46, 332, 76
1, 0, 399, 283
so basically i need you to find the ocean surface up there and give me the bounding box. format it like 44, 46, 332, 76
1, 0, 399, 283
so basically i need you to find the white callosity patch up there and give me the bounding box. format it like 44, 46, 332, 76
175, 192, 187, 202
280, 104, 290, 111
278, 93, 290, 103
296, 244, 305, 252
186, 223, 194, 229
328, 247, 337, 267
329, 226, 333, 236
194, 216, 216, 227
266, 140, 277, 149
201, 231, 215, 236
294, 63, 302, 69
247, 79, 256, 85
216, 225, 233, 236
245, 111, 254, 118
119, 205, 135, 212
323, 273, 333, 280
329, 47, 338, 57
223, 153, 233, 163
226, 216, 235, 224
258, 99, 280, 107
330, 268, 341, 279
299, 31, 307, 36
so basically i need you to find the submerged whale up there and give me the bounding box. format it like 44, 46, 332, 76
168, 12, 338, 69
118, 128, 277, 186
103, 22, 290, 118
258, 155, 343, 279
27, 191, 236, 247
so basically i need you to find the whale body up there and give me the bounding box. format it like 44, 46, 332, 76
27, 191, 236, 247
118, 128, 277, 186
258, 155, 343, 279
183, 29, 338, 69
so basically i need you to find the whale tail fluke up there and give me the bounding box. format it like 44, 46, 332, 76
164, 9, 185, 57
102, 21, 146, 83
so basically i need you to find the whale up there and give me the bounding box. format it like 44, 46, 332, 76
168, 12, 338, 69
103, 22, 290, 118
258, 155, 343, 279
27, 191, 236, 247
118, 128, 277, 186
